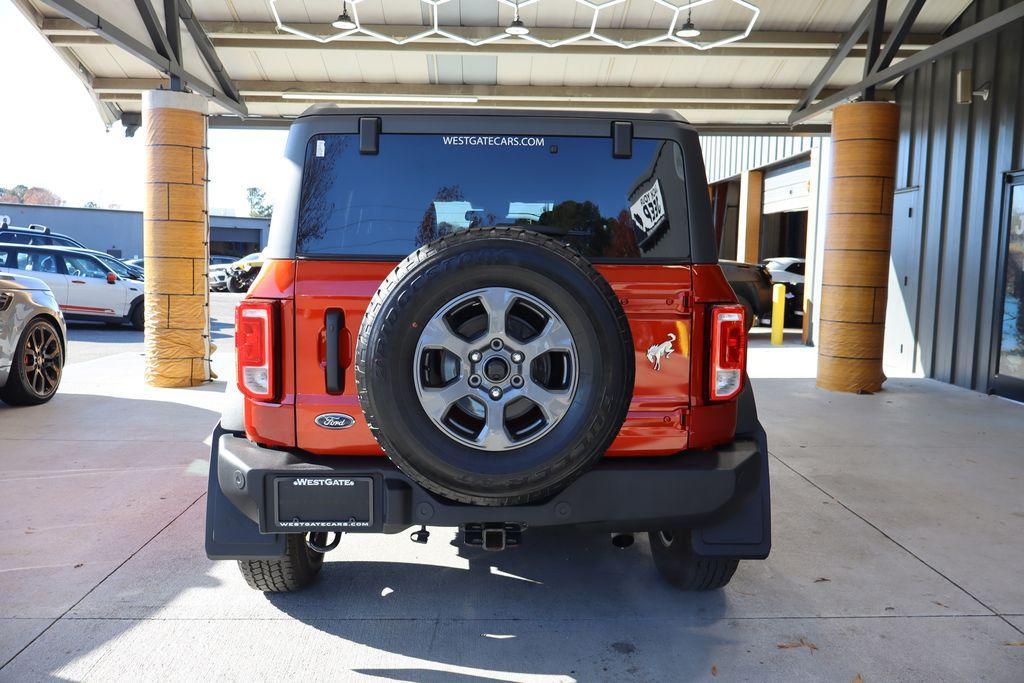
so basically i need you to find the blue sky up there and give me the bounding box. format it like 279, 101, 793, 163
0, 2, 288, 215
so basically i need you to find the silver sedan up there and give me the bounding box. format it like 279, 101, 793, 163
0, 273, 66, 405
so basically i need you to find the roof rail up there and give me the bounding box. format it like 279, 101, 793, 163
26, 224, 51, 233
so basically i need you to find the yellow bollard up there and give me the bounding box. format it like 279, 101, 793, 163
771, 283, 786, 346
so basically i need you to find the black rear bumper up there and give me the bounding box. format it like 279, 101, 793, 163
205, 421, 771, 562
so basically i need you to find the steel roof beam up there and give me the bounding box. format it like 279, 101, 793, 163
862, 0, 887, 99
48, 33, 923, 60
789, 1, 1024, 125
792, 2, 874, 114
133, 0, 175, 64
99, 94, 804, 112
36, 0, 246, 116
90, 79, 851, 104
177, 0, 242, 103
162, 0, 181, 89
871, 0, 927, 74
39, 19, 940, 51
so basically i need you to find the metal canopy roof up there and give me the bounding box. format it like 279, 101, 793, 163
13, 0, 972, 129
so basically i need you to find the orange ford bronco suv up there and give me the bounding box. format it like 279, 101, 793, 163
206, 108, 770, 592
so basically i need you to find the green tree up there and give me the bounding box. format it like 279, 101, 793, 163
246, 187, 273, 218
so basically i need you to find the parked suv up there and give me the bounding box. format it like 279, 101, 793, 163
720, 260, 773, 330
206, 109, 771, 593
0, 221, 86, 249
0, 244, 144, 328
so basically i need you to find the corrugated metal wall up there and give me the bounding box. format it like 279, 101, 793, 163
893, 0, 1024, 392
700, 136, 823, 184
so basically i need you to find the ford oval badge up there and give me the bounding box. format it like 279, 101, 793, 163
315, 413, 355, 430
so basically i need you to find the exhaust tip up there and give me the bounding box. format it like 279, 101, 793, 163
611, 533, 634, 549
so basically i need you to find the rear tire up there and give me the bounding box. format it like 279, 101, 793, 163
1, 317, 64, 406
737, 297, 756, 331
649, 530, 739, 591
237, 534, 325, 592
228, 274, 247, 292
130, 302, 144, 330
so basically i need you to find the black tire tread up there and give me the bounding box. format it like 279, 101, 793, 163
130, 301, 144, 330
650, 531, 739, 591
355, 226, 634, 506
237, 534, 324, 592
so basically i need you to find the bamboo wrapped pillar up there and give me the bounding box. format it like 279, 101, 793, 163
817, 101, 899, 393
142, 90, 211, 387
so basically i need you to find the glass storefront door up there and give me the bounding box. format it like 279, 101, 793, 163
992, 175, 1024, 400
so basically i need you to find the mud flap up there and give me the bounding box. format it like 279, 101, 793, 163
690, 378, 771, 559
205, 424, 287, 560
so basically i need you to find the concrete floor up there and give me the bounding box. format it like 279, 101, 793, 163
0, 295, 1022, 681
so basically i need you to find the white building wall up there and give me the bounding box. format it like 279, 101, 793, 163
699, 135, 823, 184
698, 134, 833, 346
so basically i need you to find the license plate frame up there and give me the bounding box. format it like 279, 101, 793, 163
269, 475, 374, 532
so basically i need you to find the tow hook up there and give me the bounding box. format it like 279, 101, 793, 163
463, 523, 524, 551
410, 525, 430, 544
306, 531, 341, 554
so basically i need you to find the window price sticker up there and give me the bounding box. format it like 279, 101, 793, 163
631, 180, 666, 235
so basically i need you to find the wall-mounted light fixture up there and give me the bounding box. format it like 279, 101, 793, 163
956, 69, 990, 104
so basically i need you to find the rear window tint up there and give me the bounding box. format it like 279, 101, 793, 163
296, 134, 689, 261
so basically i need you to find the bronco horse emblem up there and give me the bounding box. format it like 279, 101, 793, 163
646, 333, 676, 371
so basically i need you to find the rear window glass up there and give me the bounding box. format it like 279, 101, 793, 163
0, 231, 41, 245
16, 250, 59, 273
296, 134, 689, 261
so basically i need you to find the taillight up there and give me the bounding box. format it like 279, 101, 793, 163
709, 304, 747, 401
236, 300, 278, 401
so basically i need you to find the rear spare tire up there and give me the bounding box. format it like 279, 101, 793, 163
355, 226, 634, 506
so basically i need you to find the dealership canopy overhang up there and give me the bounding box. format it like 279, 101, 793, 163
13, 0, 990, 132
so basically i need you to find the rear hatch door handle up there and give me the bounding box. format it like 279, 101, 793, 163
325, 308, 345, 394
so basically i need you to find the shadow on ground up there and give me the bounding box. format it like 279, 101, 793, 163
265, 528, 728, 680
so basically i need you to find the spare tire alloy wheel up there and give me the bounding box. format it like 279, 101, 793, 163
356, 227, 634, 506
415, 287, 577, 451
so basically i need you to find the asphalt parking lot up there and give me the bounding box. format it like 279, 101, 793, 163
1, 293, 1022, 681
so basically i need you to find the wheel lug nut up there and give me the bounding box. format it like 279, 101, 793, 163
510, 375, 524, 388
489, 386, 503, 400
469, 351, 482, 362
490, 338, 504, 351
468, 375, 482, 387
510, 351, 524, 363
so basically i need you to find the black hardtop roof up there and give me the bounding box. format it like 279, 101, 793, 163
296, 105, 694, 130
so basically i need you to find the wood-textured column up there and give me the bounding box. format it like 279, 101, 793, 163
142, 90, 210, 387
817, 101, 899, 393
736, 169, 763, 263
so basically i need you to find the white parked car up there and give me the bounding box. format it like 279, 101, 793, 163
762, 257, 806, 325
208, 255, 238, 291
0, 244, 144, 329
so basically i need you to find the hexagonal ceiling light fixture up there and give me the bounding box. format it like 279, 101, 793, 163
267, 0, 759, 51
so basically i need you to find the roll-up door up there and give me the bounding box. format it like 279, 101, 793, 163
762, 157, 811, 214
